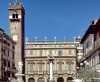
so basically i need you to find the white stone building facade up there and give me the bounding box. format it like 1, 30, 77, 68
25, 41, 77, 82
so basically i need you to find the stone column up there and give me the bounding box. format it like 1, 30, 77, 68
54, 61, 56, 73
44, 61, 47, 73
35, 76, 38, 82
50, 61, 53, 81
44, 76, 47, 82
64, 61, 66, 73
48, 56, 54, 82
36, 62, 38, 74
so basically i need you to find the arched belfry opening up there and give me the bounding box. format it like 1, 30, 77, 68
57, 77, 64, 82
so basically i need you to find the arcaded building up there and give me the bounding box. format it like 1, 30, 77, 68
78, 19, 100, 82
0, 28, 15, 82
25, 41, 77, 82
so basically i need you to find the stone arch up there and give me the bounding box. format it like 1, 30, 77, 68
57, 77, 64, 82
67, 77, 73, 82
38, 77, 45, 82
28, 78, 35, 82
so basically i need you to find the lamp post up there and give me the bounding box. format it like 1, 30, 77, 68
79, 61, 94, 82
73, 66, 83, 82
47, 55, 54, 82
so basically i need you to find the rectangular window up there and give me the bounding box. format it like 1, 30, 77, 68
27, 63, 32, 73
8, 50, 9, 57
8, 61, 10, 67
59, 63, 62, 72
40, 50, 42, 56
12, 52, 14, 59
58, 50, 62, 56
30, 50, 33, 55
8, 72, 10, 77
94, 34, 97, 41
65, 63, 69, 72
99, 53, 100, 63
58, 62, 63, 72
68, 50, 72, 55
3, 59, 6, 67
38, 63, 42, 72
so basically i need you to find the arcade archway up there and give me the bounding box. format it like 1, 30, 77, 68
67, 77, 73, 82
38, 77, 45, 82
28, 78, 35, 82
57, 77, 64, 82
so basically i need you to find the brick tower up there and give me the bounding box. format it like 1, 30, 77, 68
8, 0, 25, 82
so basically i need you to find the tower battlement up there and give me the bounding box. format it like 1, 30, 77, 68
9, 0, 23, 6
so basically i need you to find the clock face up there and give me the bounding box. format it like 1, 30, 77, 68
13, 35, 18, 42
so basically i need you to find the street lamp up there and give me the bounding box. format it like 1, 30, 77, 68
79, 61, 94, 82
73, 66, 83, 82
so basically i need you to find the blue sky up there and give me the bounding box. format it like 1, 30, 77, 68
0, 0, 100, 41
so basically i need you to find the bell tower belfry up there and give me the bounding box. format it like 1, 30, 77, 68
8, 0, 25, 82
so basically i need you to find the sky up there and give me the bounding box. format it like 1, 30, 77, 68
0, 0, 100, 41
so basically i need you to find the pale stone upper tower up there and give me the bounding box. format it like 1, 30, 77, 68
8, 0, 25, 81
